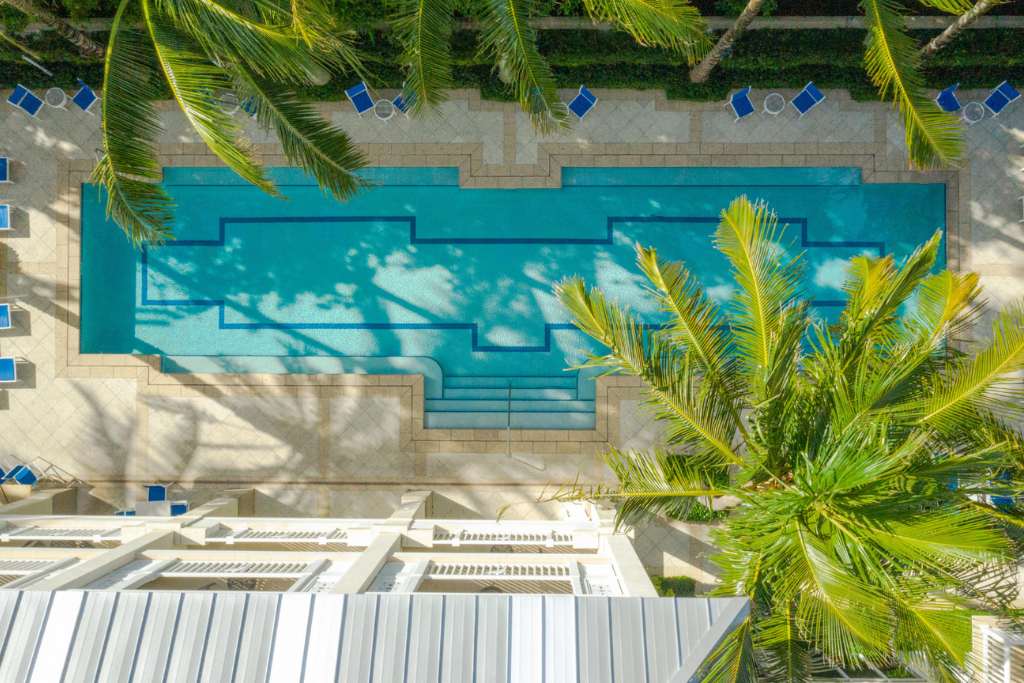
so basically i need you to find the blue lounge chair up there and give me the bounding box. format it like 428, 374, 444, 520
7, 85, 43, 117
345, 82, 374, 115
568, 85, 598, 120
71, 80, 99, 114
0, 205, 9, 230
393, 92, 412, 116
0, 157, 9, 184
935, 83, 961, 113
241, 96, 258, 118
0, 357, 15, 383
170, 501, 189, 516
984, 81, 1020, 116
114, 509, 136, 517
0, 304, 11, 331
5, 465, 37, 486
145, 483, 168, 502
729, 86, 755, 121
791, 82, 826, 117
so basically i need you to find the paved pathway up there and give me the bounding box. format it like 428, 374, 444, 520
1, 87, 1021, 579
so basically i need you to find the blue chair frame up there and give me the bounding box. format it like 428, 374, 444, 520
0, 357, 16, 384
0, 157, 10, 184
7, 84, 43, 117
0, 304, 11, 331
72, 80, 99, 114
0, 205, 9, 231
729, 86, 755, 121
935, 83, 961, 113
791, 82, 826, 117
345, 82, 374, 115
568, 86, 598, 120
984, 81, 1021, 116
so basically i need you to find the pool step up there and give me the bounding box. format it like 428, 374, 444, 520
424, 374, 592, 430
424, 411, 596, 430
443, 387, 577, 401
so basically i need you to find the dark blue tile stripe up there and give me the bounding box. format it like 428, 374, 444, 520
139, 214, 884, 352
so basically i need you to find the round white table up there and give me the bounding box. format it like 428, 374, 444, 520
963, 101, 985, 125
374, 99, 395, 121
216, 91, 240, 116
45, 87, 67, 109
763, 92, 785, 116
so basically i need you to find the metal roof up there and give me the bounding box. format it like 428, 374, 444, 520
0, 590, 748, 683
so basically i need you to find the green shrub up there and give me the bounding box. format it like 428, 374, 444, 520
651, 575, 697, 597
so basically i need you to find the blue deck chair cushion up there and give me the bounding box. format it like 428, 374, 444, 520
730, 87, 754, 119
0, 205, 9, 230
0, 157, 7, 183
8, 84, 42, 117
6, 465, 37, 486
393, 92, 412, 114
146, 483, 168, 502
935, 83, 961, 113
345, 82, 374, 114
0, 357, 15, 383
115, 509, 136, 517
984, 81, 1021, 115
568, 86, 597, 119
170, 502, 189, 516
72, 81, 98, 112
241, 96, 258, 118
792, 82, 825, 115
0, 304, 11, 330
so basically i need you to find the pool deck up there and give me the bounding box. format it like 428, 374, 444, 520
1, 87, 1021, 576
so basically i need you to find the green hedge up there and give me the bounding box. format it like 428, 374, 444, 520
651, 576, 697, 597
4, 27, 1024, 102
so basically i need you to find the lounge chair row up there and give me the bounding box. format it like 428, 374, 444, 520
7, 81, 98, 117
935, 81, 1020, 119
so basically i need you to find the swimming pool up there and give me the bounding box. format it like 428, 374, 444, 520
80, 167, 945, 429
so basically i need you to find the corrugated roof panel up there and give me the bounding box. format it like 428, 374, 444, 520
610, 596, 648, 683
302, 594, 347, 682
677, 598, 712, 664
405, 593, 443, 683
235, 593, 281, 683
268, 592, 313, 683
164, 592, 215, 683
643, 598, 681, 683
475, 595, 510, 683
27, 590, 83, 683
544, 595, 577, 683
131, 591, 183, 682
509, 595, 542, 683
0, 591, 52, 683
372, 593, 412, 683
337, 593, 378, 683
439, 594, 475, 683
200, 592, 248, 683
0, 591, 23, 662
62, 591, 118, 683
95, 592, 150, 682
576, 596, 612, 683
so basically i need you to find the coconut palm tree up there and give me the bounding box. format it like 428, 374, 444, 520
920, 0, 1001, 59
1, 0, 104, 57
94, 0, 367, 244
687, 0, 766, 84
555, 195, 1024, 680
391, 0, 710, 131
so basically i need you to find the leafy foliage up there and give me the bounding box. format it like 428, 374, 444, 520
555, 195, 1024, 679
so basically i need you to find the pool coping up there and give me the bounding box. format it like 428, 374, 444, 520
54, 89, 966, 455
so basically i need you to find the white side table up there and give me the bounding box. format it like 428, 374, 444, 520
216, 91, 240, 115
374, 99, 395, 121
45, 87, 67, 109
963, 101, 985, 125
763, 92, 785, 116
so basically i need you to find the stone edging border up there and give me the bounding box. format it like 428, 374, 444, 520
53, 88, 967, 456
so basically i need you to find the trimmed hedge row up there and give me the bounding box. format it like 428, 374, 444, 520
3, 27, 1023, 102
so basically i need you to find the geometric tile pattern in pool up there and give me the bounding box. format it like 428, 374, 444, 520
81, 167, 945, 429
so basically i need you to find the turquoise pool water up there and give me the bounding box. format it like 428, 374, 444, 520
81, 167, 945, 429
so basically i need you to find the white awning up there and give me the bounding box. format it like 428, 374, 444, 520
0, 590, 749, 682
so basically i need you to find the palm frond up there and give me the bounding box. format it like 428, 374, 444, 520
145, 0, 276, 197
714, 196, 803, 398
861, 0, 963, 168
915, 0, 975, 13
920, 301, 1024, 428
694, 616, 758, 683
581, 0, 710, 63
755, 610, 812, 682
392, 0, 454, 113
95, 0, 172, 244
474, 0, 567, 132
235, 65, 368, 200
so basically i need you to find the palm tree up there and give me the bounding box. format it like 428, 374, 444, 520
920, 0, 1001, 59
688, 0, 766, 84
391, 0, 710, 131
1, 0, 104, 57
555, 195, 1024, 680
94, 0, 368, 244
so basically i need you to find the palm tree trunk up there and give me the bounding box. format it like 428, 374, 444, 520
920, 0, 999, 59
1, 0, 104, 59
688, 0, 766, 84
